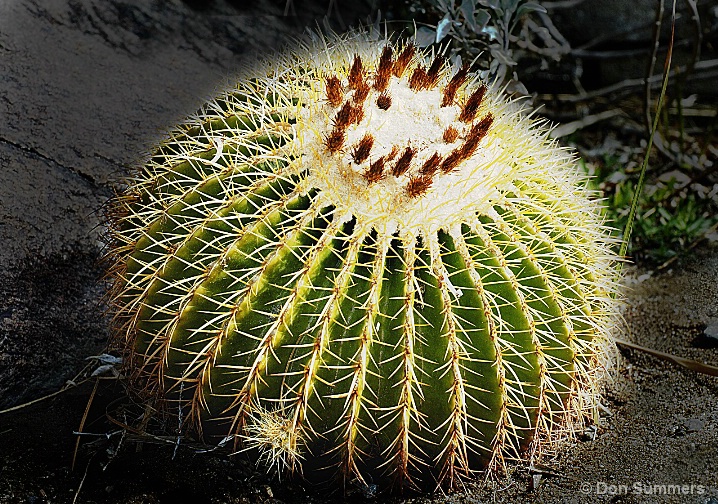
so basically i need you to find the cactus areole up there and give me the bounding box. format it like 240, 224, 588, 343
106, 32, 619, 491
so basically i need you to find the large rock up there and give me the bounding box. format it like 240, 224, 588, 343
0, 0, 375, 408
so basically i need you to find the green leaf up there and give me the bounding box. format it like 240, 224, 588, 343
478, 0, 502, 14
516, 1, 547, 17
460, 0, 479, 32
501, 0, 520, 14
436, 14, 452, 43
483, 25, 500, 41
415, 26, 436, 47
490, 45, 515, 65
474, 9, 492, 32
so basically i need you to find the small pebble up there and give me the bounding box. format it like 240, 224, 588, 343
581, 425, 598, 441
683, 418, 704, 433
706, 319, 718, 338
531, 473, 542, 490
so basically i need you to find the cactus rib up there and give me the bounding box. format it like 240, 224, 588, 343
105, 31, 620, 492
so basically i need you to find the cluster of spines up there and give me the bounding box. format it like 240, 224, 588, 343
105, 33, 617, 494
104, 74, 303, 405
320, 44, 496, 198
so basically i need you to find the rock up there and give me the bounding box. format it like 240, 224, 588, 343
0, 0, 376, 407
581, 424, 598, 442
531, 473, 542, 490
683, 418, 705, 433
692, 319, 718, 348
705, 320, 718, 339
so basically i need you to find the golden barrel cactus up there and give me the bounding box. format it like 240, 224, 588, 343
106, 31, 619, 491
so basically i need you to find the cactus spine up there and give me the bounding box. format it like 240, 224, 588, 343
106, 31, 618, 491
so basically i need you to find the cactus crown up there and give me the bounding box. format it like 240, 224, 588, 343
106, 31, 619, 492
294, 42, 499, 238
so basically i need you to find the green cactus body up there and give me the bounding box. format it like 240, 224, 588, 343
107, 32, 618, 491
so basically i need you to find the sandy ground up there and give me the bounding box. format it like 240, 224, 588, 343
1, 1, 717, 503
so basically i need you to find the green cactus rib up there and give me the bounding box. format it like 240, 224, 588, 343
107, 32, 618, 492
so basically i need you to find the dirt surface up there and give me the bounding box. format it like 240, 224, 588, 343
1, 1, 717, 503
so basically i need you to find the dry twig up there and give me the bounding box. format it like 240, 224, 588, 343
616, 337, 718, 377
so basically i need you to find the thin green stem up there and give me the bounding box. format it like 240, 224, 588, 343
617, 0, 676, 278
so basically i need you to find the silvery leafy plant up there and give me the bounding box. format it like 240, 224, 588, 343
415, 0, 570, 89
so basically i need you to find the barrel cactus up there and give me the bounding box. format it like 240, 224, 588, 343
105, 31, 618, 492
